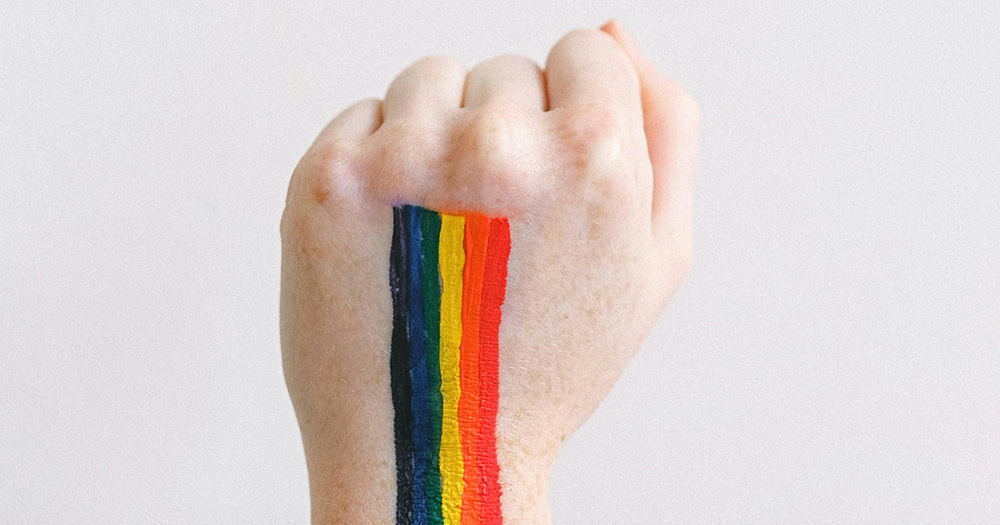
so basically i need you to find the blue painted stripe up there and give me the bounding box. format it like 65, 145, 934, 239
405, 205, 430, 524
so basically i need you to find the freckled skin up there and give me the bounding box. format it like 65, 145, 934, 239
281, 21, 700, 525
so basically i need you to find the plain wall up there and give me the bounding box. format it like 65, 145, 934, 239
2, 0, 997, 522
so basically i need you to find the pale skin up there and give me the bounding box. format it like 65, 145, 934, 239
280, 20, 700, 524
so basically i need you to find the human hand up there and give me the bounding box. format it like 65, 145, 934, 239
280, 20, 699, 524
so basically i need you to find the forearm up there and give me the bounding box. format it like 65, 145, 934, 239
293, 368, 557, 524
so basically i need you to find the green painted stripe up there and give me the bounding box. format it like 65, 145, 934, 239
420, 207, 444, 525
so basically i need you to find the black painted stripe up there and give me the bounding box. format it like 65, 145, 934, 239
390, 206, 415, 524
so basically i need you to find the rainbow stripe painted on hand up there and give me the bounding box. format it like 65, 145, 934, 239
390, 205, 510, 525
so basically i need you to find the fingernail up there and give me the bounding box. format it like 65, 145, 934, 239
616, 22, 639, 52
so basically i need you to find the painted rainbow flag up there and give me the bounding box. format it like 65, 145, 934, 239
390, 205, 509, 525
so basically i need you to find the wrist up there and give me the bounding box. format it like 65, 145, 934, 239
301, 404, 558, 524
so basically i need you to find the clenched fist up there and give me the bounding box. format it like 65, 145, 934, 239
280, 20, 699, 524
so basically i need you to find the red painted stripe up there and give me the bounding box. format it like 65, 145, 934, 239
459, 213, 489, 524
478, 218, 509, 524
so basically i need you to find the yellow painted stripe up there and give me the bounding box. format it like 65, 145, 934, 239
438, 213, 466, 524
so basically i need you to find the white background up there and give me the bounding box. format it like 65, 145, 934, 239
2, 1, 998, 522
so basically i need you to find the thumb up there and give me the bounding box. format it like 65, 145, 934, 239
600, 20, 700, 256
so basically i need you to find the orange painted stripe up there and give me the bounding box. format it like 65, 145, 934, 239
458, 213, 489, 525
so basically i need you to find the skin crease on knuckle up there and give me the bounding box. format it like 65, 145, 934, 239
361, 99, 639, 229
354, 101, 549, 218
447, 102, 547, 208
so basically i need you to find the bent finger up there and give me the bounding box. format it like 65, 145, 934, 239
601, 20, 700, 252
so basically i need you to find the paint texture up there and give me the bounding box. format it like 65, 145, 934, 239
406, 207, 429, 524
420, 208, 445, 525
459, 214, 489, 524
439, 213, 466, 525
389, 205, 509, 525
390, 207, 415, 524
477, 218, 509, 524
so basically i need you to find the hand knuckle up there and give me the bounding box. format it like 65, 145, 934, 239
556, 28, 611, 50
452, 103, 537, 192
288, 137, 360, 208
554, 104, 627, 174
362, 119, 443, 196
408, 54, 464, 78
479, 53, 534, 70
